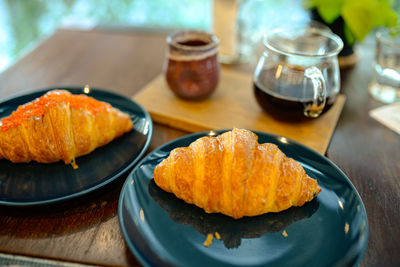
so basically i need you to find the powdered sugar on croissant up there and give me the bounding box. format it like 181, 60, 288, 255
154, 128, 321, 219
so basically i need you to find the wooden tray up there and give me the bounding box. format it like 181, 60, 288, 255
134, 68, 345, 154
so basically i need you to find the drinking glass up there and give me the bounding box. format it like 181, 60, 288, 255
369, 27, 400, 103
253, 24, 343, 120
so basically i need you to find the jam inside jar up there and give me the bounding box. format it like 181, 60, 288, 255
164, 30, 220, 100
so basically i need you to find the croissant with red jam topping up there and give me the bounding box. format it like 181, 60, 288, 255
0, 90, 133, 168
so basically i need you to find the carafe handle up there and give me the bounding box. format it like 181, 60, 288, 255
304, 66, 326, 118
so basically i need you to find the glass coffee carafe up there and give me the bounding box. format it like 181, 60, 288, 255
253, 24, 343, 120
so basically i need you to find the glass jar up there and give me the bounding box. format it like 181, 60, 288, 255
164, 30, 220, 100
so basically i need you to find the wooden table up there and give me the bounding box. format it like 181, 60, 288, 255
0, 28, 399, 267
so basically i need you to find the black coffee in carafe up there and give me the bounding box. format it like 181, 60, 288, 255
253, 65, 337, 121
252, 24, 343, 120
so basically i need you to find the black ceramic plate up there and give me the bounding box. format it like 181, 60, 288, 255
0, 87, 152, 206
118, 130, 369, 267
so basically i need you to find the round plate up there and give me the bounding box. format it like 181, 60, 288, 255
0, 87, 153, 206
118, 130, 369, 267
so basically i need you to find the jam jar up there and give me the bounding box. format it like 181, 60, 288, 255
164, 30, 220, 100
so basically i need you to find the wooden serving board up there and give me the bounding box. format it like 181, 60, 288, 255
134, 68, 345, 154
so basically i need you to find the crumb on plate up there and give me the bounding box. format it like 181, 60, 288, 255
203, 233, 213, 247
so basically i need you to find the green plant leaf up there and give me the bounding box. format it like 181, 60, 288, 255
306, 0, 399, 43
374, 1, 398, 27
316, 0, 344, 23
342, 0, 378, 42
304, 0, 344, 23
344, 23, 356, 46
342, 0, 398, 42
303, 0, 318, 9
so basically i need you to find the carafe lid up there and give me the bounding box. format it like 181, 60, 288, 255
265, 22, 343, 58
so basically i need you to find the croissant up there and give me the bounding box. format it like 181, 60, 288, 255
154, 128, 321, 219
0, 89, 133, 168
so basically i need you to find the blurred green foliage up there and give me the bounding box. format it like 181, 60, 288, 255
0, 0, 308, 73
0, 0, 211, 72
305, 0, 399, 44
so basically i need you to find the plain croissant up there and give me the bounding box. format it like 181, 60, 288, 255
0, 89, 133, 168
154, 128, 321, 219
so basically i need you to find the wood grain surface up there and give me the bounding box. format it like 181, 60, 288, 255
134, 69, 345, 154
0, 28, 399, 267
